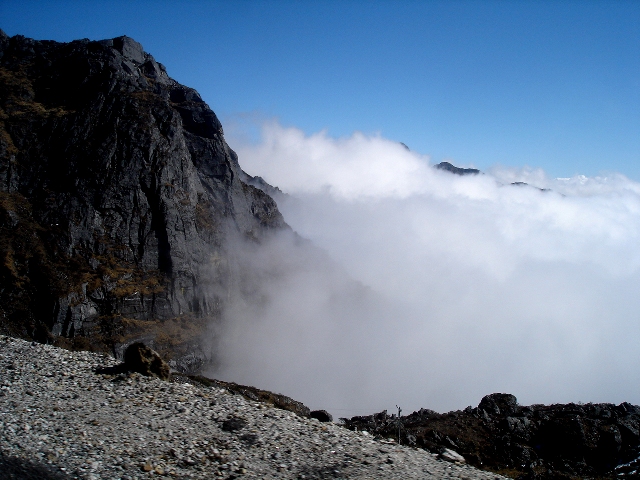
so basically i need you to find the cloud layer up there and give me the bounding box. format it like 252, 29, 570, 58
212, 122, 640, 417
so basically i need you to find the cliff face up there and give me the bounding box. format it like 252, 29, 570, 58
0, 31, 286, 369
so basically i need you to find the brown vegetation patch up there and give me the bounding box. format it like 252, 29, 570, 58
183, 374, 311, 418
0, 67, 71, 118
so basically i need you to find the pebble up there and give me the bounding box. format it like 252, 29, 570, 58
0, 335, 507, 479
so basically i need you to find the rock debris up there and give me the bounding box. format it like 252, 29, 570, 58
0, 336, 506, 479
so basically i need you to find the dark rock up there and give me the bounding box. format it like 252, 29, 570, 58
310, 410, 333, 423
342, 394, 640, 479
434, 161, 480, 175
478, 393, 518, 416
221, 416, 246, 432
510, 181, 552, 192
123, 342, 170, 380
0, 32, 287, 367
0, 450, 71, 480
240, 433, 259, 445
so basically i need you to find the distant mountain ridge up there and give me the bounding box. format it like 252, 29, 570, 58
0, 31, 285, 369
435, 161, 480, 175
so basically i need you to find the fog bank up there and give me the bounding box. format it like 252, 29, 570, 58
211, 121, 640, 417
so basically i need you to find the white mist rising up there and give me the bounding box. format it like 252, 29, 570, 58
209, 121, 640, 418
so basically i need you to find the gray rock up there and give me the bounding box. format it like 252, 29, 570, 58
113, 36, 146, 63
439, 448, 466, 463
0, 32, 287, 367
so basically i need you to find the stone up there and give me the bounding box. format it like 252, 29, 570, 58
123, 343, 170, 380
477, 393, 518, 416
439, 448, 466, 463
310, 410, 333, 423
221, 417, 247, 432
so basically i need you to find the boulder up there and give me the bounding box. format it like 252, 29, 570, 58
123, 343, 170, 380
310, 410, 333, 423
221, 417, 247, 432
478, 393, 518, 416
439, 448, 465, 463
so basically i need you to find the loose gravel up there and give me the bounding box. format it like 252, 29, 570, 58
0, 335, 507, 479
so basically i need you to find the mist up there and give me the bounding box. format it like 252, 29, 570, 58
210, 121, 640, 418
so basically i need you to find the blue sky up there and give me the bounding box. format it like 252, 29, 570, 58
2, 0, 639, 180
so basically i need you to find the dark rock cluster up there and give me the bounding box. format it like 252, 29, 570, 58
310, 410, 333, 423
0, 31, 285, 368
435, 161, 480, 175
122, 341, 171, 380
342, 393, 640, 479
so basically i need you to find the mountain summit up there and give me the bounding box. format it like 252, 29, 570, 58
0, 31, 285, 368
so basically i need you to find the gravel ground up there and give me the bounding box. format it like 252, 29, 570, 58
0, 335, 507, 479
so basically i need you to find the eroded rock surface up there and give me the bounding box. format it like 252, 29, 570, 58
0, 30, 285, 368
342, 393, 640, 479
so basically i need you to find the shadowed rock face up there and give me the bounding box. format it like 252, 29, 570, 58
435, 161, 480, 176
0, 31, 286, 369
123, 342, 171, 380
342, 393, 640, 479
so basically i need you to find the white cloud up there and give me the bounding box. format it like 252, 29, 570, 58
233, 121, 433, 199
212, 122, 640, 417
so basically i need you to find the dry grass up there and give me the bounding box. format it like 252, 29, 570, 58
0, 67, 71, 119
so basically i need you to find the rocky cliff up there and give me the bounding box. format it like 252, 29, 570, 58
0, 31, 286, 369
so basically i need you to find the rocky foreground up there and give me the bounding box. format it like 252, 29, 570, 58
343, 397, 640, 479
0, 336, 506, 480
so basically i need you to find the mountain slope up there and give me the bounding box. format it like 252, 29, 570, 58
0, 31, 285, 369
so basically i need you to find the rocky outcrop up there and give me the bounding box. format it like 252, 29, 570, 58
0, 31, 286, 368
435, 161, 480, 175
511, 182, 551, 192
342, 393, 640, 479
122, 342, 171, 380
310, 410, 333, 423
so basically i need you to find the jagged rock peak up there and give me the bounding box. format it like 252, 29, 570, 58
435, 161, 480, 176
0, 32, 286, 368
